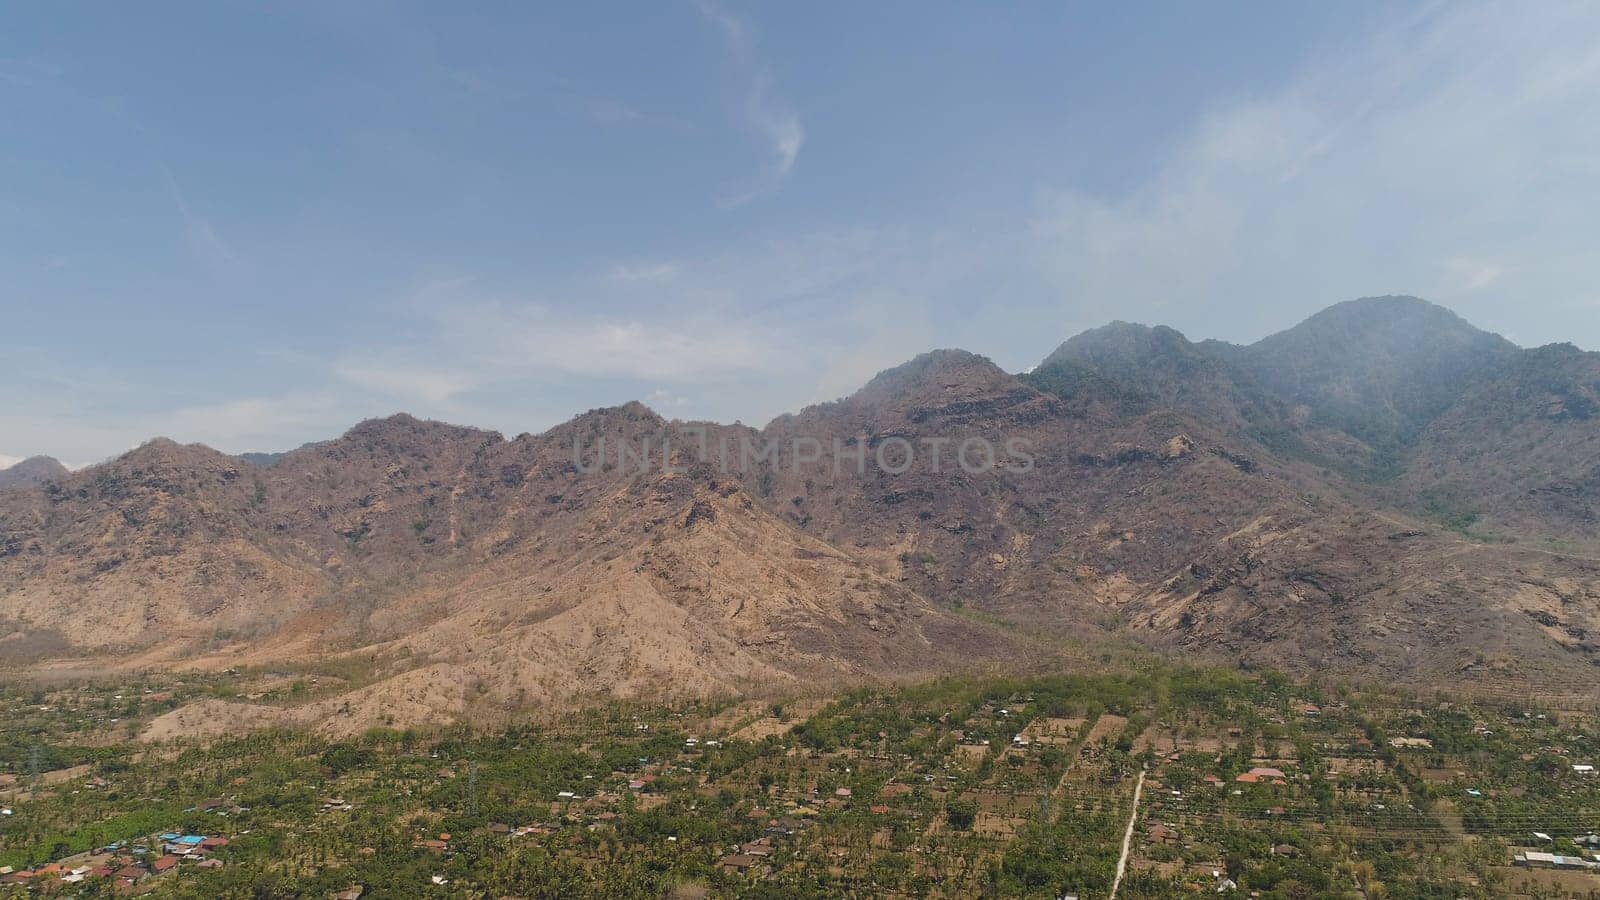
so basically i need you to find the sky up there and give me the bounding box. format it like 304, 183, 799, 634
4, 1, 1600, 467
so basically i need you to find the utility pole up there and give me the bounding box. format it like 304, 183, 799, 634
28, 744, 42, 798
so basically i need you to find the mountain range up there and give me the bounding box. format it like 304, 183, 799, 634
2, 296, 1596, 734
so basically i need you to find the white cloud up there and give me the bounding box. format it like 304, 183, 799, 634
148, 394, 350, 453
647, 388, 691, 409
739, 72, 803, 182
1027, 0, 1600, 345
1442, 257, 1507, 292
0, 454, 22, 470
419, 301, 777, 382
695, 0, 804, 206
333, 362, 477, 405
162, 167, 246, 274
607, 261, 682, 283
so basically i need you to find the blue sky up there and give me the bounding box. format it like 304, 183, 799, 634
4, 1, 1600, 466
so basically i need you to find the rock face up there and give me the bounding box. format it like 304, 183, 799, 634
2, 296, 1598, 732
0, 456, 68, 491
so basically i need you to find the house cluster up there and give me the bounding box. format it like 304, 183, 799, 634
717, 836, 776, 874
413, 832, 454, 854
716, 814, 813, 877
1514, 850, 1599, 871
0, 832, 228, 891
1509, 832, 1600, 871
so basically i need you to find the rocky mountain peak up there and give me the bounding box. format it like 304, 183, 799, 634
0, 455, 69, 491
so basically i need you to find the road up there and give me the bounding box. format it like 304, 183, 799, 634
1108, 767, 1146, 899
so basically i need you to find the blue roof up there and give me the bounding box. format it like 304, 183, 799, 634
159, 833, 180, 841
178, 835, 205, 845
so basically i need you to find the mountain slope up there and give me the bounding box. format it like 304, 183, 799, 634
1030, 322, 1377, 472
1232, 296, 1519, 456
1403, 342, 1600, 541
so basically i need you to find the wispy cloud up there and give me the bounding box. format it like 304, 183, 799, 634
417, 300, 777, 383
162, 167, 246, 273
608, 261, 682, 283
1443, 256, 1507, 292
1026, 0, 1600, 342
695, 0, 804, 206
151, 394, 346, 451
333, 363, 478, 405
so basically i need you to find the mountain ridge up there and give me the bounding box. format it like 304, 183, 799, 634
3, 296, 1596, 734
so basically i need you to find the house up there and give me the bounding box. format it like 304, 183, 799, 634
114, 865, 148, 884
1573, 764, 1595, 774
152, 856, 178, 874
1389, 737, 1433, 749
1147, 823, 1178, 844
196, 858, 224, 869
1236, 767, 1287, 785
1516, 851, 1598, 870
486, 822, 511, 835
201, 837, 230, 849
718, 854, 759, 873
333, 887, 365, 900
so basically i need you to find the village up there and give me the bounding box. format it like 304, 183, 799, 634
0, 667, 1598, 897
0, 828, 231, 892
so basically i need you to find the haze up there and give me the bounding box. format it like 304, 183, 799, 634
4, 1, 1599, 464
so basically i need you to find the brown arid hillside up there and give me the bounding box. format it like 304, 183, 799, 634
1, 408, 1021, 735
2, 296, 1598, 734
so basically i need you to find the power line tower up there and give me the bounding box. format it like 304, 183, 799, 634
28, 744, 42, 799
